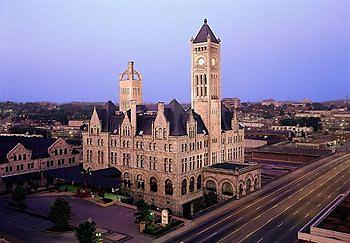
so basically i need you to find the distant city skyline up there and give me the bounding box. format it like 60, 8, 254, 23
1, 1, 349, 103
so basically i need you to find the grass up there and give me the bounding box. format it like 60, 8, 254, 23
58, 185, 78, 193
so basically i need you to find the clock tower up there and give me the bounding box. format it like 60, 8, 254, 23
191, 19, 222, 164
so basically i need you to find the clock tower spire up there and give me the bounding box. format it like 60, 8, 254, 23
191, 19, 222, 165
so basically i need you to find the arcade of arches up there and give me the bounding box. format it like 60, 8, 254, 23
203, 163, 261, 201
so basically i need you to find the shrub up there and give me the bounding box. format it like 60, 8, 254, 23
134, 199, 154, 224
75, 220, 99, 243
10, 186, 26, 208
48, 198, 72, 231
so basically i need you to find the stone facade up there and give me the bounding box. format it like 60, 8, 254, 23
203, 163, 261, 201
83, 19, 259, 216
0, 136, 81, 192
119, 61, 142, 112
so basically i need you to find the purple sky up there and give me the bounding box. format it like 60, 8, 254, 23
1, 1, 349, 103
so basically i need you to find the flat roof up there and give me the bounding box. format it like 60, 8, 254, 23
252, 145, 332, 157
318, 193, 350, 234
209, 162, 251, 171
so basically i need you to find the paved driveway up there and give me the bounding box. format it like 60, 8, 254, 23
0, 195, 151, 243
26, 195, 151, 243
0, 196, 75, 243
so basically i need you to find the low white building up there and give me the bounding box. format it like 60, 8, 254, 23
271, 125, 314, 134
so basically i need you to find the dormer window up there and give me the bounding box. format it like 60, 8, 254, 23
122, 126, 130, 136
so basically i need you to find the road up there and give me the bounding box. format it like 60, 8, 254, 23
158, 153, 350, 243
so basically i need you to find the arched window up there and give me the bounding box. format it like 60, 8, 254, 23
206, 180, 217, 193
181, 179, 187, 195
254, 177, 259, 190
197, 175, 202, 190
189, 177, 195, 192
246, 178, 252, 194
150, 177, 158, 192
239, 183, 244, 196
165, 179, 173, 195
222, 182, 234, 196
124, 172, 131, 188
136, 174, 144, 189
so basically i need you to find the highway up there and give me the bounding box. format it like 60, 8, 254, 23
157, 153, 350, 243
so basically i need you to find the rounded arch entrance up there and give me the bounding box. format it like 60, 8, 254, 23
221, 181, 234, 196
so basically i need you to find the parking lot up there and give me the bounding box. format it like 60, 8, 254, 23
0, 194, 151, 243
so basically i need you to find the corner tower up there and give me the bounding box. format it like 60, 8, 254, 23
119, 61, 143, 111
191, 19, 222, 164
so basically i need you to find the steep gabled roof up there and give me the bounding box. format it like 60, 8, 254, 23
193, 19, 219, 44
164, 99, 187, 136
221, 103, 233, 131
0, 136, 57, 164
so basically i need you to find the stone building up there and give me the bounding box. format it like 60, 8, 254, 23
83, 19, 260, 215
0, 136, 81, 192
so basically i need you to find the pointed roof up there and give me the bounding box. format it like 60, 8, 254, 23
193, 19, 219, 44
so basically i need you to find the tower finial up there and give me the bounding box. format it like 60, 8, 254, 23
204, 18, 207, 24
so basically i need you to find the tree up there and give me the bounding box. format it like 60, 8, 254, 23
11, 185, 26, 208
76, 220, 99, 243
134, 199, 154, 224
48, 198, 72, 231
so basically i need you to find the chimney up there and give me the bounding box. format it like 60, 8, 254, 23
130, 100, 137, 134
157, 102, 165, 115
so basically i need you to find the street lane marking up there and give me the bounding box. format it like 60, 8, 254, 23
293, 210, 299, 215
317, 203, 322, 208
219, 161, 350, 243
290, 225, 296, 231
236, 217, 243, 222
257, 237, 264, 243
253, 214, 262, 220
305, 213, 310, 218
187, 155, 350, 241
277, 222, 283, 228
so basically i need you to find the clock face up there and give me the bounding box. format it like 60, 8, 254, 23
211, 57, 216, 65
198, 57, 205, 65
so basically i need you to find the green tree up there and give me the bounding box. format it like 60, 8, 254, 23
48, 198, 72, 231
11, 185, 26, 208
75, 220, 100, 243
134, 199, 154, 224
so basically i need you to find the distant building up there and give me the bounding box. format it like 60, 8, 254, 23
251, 145, 333, 164
0, 136, 81, 192
295, 135, 338, 150
68, 120, 87, 128
222, 97, 241, 110
261, 99, 283, 107
271, 125, 314, 135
